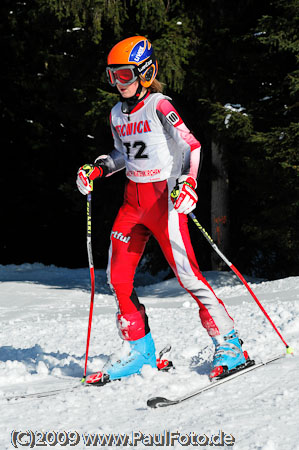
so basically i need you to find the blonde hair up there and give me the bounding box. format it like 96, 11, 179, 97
148, 78, 164, 93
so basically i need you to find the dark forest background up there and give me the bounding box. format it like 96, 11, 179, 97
1, 0, 298, 280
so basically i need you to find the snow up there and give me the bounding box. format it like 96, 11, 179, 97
224, 104, 247, 128
0, 263, 298, 449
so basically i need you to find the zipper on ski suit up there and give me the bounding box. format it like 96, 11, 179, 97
136, 184, 141, 207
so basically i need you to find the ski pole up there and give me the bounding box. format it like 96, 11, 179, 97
188, 212, 294, 355
81, 178, 96, 383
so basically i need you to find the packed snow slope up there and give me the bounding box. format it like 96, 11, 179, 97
0, 263, 299, 450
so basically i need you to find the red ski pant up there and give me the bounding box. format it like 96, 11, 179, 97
107, 180, 234, 338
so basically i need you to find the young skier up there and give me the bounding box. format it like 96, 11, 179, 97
76, 36, 251, 383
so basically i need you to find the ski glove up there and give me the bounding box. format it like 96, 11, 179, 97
171, 175, 198, 214
76, 164, 103, 195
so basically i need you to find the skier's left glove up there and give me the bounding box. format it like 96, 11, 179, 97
171, 175, 198, 214
76, 164, 103, 195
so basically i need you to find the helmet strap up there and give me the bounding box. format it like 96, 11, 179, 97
121, 80, 146, 114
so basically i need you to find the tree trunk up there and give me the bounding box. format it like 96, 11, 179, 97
211, 140, 230, 270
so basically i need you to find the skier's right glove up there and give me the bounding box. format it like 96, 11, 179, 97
76, 164, 103, 195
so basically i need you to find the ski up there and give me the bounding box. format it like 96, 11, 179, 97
147, 353, 286, 408
4, 383, 81, 402
4, 345, 173, 401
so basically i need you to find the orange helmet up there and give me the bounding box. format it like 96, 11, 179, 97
106, 36, 158, 88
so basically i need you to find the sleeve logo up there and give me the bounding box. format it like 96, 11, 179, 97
166, 111, 180, 125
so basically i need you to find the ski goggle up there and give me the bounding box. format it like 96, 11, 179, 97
106, 65, 139, 87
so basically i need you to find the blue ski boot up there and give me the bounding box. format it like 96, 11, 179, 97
106, 332, 157, 380
210, 329, 253, 380
84, 309, 172, 386
85, 336, 173, 386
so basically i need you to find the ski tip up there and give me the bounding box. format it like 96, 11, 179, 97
147, 396, 175, 409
